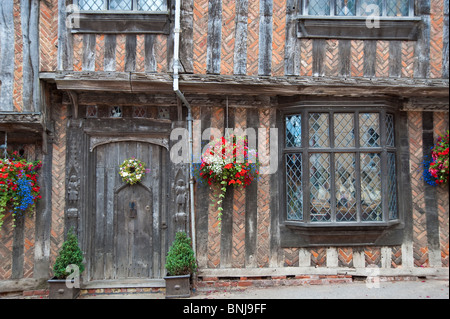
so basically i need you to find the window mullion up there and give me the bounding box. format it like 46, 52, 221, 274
381, 0, 387, 17
356, 0, 362, 16
302, 0, 308, 15
409, 0, 415, 17
379, 110, 388, 222
330, 0, 335, 16
329, 111, 336, 222
303, 111, 311, 223
330, 152, 336, 222
354, 111, 362, 223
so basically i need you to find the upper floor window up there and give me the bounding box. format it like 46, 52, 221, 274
302, 0, 414, 17
77, 0, 167, 12
297, 0, 420, 40
71, 0, 170, 34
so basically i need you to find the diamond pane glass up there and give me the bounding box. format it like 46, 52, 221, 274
109, 0, 132, 10
86, 105, 98, 118
335, 153, 357, 222
360, 153, 382, 221
158, 106, 170, 119
336, 0, 356, 16
133, 106, 147, 118
386, 113, 395, 147
308, 0, 330, 15
309, 113, 329, 147
286, 154, 303, 221
388, 152, 398, 220
286, 115, 302, 148
358, 0, 382, 16
78, 0, 105, 10
359, 113, 380, 147
138, 0, 167, 11
386, 0, 409, 16
334, 113, 355, 148
310, 153, 331, 222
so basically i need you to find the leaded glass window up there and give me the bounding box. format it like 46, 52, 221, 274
77, 0, 167, 11
284, 109, 398, 224
301, 0, 413, 17
286, 153, 303, 221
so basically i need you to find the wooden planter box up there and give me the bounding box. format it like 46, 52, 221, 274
48, 278, 80, 299
164, 274, 191, 299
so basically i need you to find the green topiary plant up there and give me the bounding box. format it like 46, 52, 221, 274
53, 228, 85, 279
165, 231, 197, 276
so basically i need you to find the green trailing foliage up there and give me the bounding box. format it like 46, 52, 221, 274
165, 231, 197, 276
53, 228, 85, 279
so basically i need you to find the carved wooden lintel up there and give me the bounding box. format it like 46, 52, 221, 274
89, 135, 169, 152
403, 97, 450, 111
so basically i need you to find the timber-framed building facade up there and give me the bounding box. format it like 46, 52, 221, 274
0, 0, 448, 294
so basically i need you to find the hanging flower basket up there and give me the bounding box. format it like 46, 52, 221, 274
0, 151, 42, 230
197, 135, 260, 227
426, 130, 449, 186
119, 157, 148, 185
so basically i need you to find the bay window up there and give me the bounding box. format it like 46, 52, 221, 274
284, 108, 398, 225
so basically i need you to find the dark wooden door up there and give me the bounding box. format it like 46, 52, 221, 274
90, 141, 168, 281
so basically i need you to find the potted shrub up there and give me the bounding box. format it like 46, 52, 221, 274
164, 231, 197, 298
48, 228, 85, 299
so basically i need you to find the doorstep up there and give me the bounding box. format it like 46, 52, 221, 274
81, 279, 166, 290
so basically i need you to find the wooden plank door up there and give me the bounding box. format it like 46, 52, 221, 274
90, 141, 167, 281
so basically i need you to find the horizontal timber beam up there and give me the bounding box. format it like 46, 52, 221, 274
52, 72, 449, 98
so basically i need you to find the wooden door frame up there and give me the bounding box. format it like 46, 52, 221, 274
65, 117, 189, 287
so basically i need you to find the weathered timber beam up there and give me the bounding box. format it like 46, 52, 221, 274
53, 72, 449, 97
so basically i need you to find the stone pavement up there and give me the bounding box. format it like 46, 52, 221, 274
77, 279, 449, 299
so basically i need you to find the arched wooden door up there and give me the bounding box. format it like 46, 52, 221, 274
89, 141, 168, 282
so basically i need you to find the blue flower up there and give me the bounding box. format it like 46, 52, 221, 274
422, 157, 437, 187
13, 177, 35, 212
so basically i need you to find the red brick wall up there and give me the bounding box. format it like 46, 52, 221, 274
49, 104, 68, 269
430, 0, 445, 78
13, 0, 23, 112
189, 0, 448, 79
0, 145, 39, 280
434, 113, 449, 266
36, 0, 447, 79
40, 0, 58, 72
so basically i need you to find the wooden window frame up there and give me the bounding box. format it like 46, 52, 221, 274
71, 0, 170, 34
296, 0, 421, 40
76, 0, 167, 11
278, 98, 407, 247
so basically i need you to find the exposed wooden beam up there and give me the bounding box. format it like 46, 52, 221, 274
53, 71, 449, 98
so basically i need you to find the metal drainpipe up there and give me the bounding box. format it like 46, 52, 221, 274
173, 0, 196, 257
